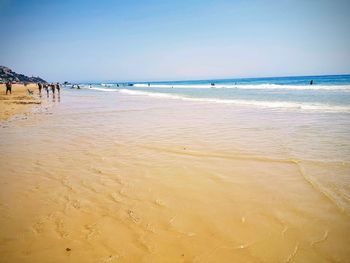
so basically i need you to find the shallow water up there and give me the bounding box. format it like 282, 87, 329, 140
0, 88, 349, 262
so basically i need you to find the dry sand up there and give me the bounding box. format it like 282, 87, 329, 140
0, 83, 41, 121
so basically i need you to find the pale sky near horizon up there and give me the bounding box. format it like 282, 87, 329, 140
0, 0, 349, 82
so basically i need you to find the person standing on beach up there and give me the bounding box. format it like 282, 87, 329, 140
44, 84, 49, 97
56, 82, 60, 93
50, 83, 55, 95
5, 81, 12, 95
38, 83, 42, 94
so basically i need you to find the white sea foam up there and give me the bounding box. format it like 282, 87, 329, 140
89, 87, 118, 92
116, 89, 350, 113
133, 83, 350, 91
101, 83, 114, 87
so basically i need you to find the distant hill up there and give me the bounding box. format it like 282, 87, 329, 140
0, 66, 47, 83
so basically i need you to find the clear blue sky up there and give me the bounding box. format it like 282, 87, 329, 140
0, 0, 349, 82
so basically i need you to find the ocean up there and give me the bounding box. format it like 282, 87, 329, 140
87, 74, 350, 113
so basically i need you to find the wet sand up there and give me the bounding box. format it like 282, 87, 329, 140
0, 84, 42, 121
0, 88, 349, 262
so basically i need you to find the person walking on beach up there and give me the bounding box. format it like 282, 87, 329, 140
5, 81, 12, 95
44, 84, 49, 97
38, 83, 42, 94
56, 82, 60, 93
50, 83, 55, 95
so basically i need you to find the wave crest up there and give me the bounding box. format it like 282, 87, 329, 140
116, 89, 350, 113
134, 83, 350, 91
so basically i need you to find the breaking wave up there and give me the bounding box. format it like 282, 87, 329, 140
133, 83, 350, 91
116, 89, 350, 113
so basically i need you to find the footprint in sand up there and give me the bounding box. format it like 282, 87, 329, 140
71, 199, 81, 209
127, 210, 140, 224
119, 188, 128, 197
98, 255, 120, 263
84, 223, 100, 240
61, 177, 74, 191
32, 220, 45, 234
138, 235, 156, 253
154, 199, 165, 207
55, 218, 69, 238
63, 195, 81, 213
146, 223, 156, 233
110, 192, 124, 203
91, 167, 103, 174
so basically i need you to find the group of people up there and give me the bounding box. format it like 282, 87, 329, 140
38, 83, 60, 97
3, 81, 61, 97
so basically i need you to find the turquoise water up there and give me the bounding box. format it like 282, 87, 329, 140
84, 75, 350, 113
135, 74, 350, 86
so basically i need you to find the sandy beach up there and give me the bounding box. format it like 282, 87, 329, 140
0, 84, 42, 121
0, 88, 349, 262
2, 0, 349, 261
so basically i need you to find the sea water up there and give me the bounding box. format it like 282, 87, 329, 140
80, 75, 350, 216
91, 74, 350, 113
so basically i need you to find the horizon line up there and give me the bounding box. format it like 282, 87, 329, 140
70, 73, 350, 84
